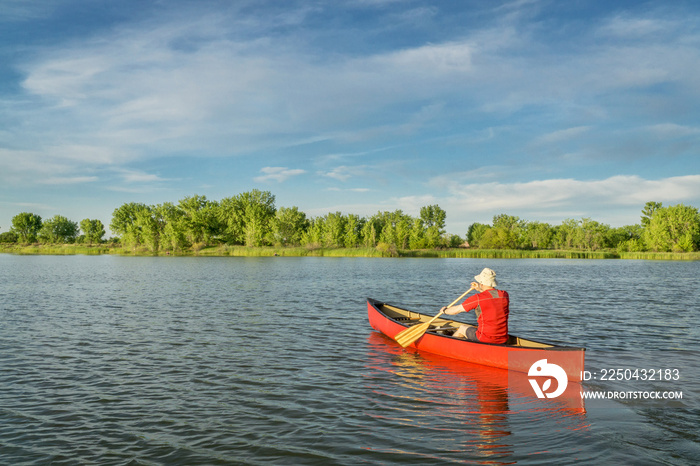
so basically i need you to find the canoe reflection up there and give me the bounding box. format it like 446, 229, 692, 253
365, 331, 587, 463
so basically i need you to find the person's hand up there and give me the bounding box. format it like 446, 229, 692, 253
471, 281, 480, 291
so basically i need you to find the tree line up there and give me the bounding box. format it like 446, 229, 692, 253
106, 191, 454, 252
2, 192, 699, 254
3, 214, 105, 245
467, 202, 700, 253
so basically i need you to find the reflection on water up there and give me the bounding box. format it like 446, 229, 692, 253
365, 332, 589, 464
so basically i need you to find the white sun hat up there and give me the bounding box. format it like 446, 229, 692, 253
474, 267, 498, 288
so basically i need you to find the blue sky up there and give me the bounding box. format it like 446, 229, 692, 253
1, 0, 699, 236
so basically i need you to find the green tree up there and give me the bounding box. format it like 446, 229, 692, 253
642, 204, 700, 252
272, 206, 309, 246
466, 223, 490, 248
301, 217, 325, 247
409, 218, 427, 249
156, 203, 189, 251
420, 205, 446, 248
614, 225, 645, 252
178, 195, 219, 245
445, 234, 463, 248
420, 205, 446, 229
479, 227, 513, 249
80, 219, 105, 244
579, 218, 610, 250
492, 214, 520, 231
11, 212, 42, 243
111, 202, 151, 248
641, 201, 663, 228
377, 212, 395, 246
135, 206, 161, 252
608, 225, 643, 251
478, 214, 523, 249
394, 212, 412, 249
219, 196, 244, 244
523, 221, 554, 249
553, 219, 580, 249
361, 214, 383, 247
375, 210, 412, 248
219, 190, 275, 246
323, 212, 347, 247
38, 215, 79, 243
0, 231, 18, 243
243, 190, 276, 247
344, 214, 363, 248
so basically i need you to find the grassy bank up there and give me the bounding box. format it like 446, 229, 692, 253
0, 244, 116, 255
2, 243, 700, 260
400, 249, 622, 259
0, 243, 389, 258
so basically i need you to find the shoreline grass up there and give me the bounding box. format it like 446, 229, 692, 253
1, 243, 699, 260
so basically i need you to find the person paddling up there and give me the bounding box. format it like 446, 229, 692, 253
441, 268, 510, 344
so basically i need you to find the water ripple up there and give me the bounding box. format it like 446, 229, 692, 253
1, 255, 698, 464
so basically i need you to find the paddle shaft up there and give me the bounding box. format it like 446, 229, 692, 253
422, 287, 475, 326
444, 286, 476, 310
394, 286, 476, 347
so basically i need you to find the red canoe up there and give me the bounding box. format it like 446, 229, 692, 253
367, 298, 585, 382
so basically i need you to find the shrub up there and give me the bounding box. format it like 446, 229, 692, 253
376, 242, 398, 257
0, 231, 18, 243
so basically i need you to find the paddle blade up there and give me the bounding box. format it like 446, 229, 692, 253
393, 287, 474, 348
394, 322, 432, 347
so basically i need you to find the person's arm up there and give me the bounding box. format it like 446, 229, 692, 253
441, 304, 464, 315
441, 284, 483, 315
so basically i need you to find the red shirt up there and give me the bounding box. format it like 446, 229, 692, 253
462, 289, 510, 344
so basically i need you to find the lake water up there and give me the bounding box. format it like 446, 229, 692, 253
1, 255, 698, 465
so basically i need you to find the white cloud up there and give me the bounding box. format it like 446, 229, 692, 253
0, 142, 137, 187
597, 15, 670, 38
11, 6, 700, 173
374, 41, 473, 76
0, 148, 102, 186
432, 174, 700, 226
116, 169, 167, 184
392, 194, 439, 213
456, 174, 700, 208
535, 126, 592, 145
0, 0, 58, 22
254, 167, 306, 183
326, 187, 371, 193
318, 165, 369, 182
644, 123, 700, 138
428, 166, 508, 186
3, 3, 700, 236
39, 176, 99, 185
16, 22, 481, 156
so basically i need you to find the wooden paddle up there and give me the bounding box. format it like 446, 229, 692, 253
394, 286, 476, 348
